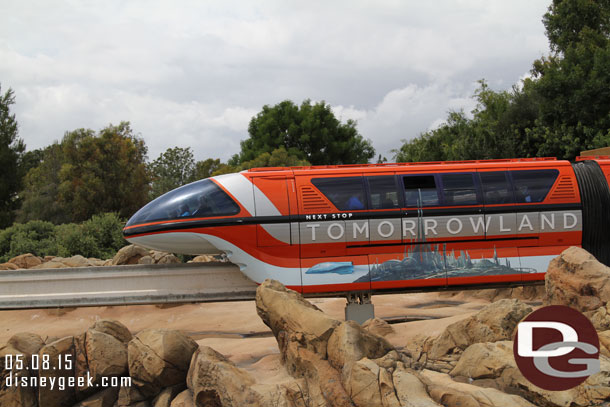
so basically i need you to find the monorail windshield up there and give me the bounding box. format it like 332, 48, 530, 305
126, 179, 240, 226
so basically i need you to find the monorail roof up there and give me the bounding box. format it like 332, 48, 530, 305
245, 157, 570, 174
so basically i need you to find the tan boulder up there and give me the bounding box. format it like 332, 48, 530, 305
545, 246, 610, 311
74, 332, 97, 399
88, 258, 105, 266
138, 255, 154, 265
0, 344, 38, 407
186, 346, 264, 407
341, 358, 382, 406
422, 369, 535, 407
128, 329, 198, 397
600, 330, 610, 357
112, 245, 150, 265
428, 299, 531, 359
0, 262, 19, 270
450, 341, 514, 380
151, 384, 185, 407
156, 254, 180, 264
449, 340, 610, 407
8, 253, 42, 269
379, 366, 401, 407
256, 279, 340, 358
362, 317, 395, 337
86, 329, 129, 381
189, 254, 217, 263
169, 390, 195, 407
588, 302, 610, 331
72, 387, 119, 406
116, 385, 148, 406
32, 260, 67, 269
327, 320, 393, 370
74, 320, 131, 399
62, 254, 95, 267
38, 336, 76, 407
90, 319, 133, 343
372, 350, 402, 370
150, 251, 180, 264
7, 332, 45, 356
284, 342, 354, 407
493, 362, 608, 407
392, 365, 441, 407
32, 255, 97, 269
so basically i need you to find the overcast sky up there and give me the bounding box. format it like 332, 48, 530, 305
0, 0, 551, 162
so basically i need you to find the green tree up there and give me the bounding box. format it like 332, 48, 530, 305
239, 146, 310, 170
0, 85, 25, 228
543, 0, 610, 54
394, 81, 538, 162
57, 122, 149, 221
527, 0, 610, 159
17, 143, 69, 224
235, 100, 375, 165
192, 158, 224, 180
19, 122, 150, 223
211, 147, 310, 176
149, 147, 196, 199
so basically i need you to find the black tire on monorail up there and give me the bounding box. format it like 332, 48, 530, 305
572, 160, 610, 266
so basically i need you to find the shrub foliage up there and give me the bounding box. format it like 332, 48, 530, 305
0, 213, 127, 262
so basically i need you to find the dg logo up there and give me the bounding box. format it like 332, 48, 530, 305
514, 305, 600, 391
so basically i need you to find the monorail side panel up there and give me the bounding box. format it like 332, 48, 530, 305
296, 173, 372, 293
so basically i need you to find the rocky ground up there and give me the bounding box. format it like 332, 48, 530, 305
0, 246, 609, 406
0, 244, 224, 270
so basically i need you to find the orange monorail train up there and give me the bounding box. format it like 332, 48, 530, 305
123, 157, 610, 294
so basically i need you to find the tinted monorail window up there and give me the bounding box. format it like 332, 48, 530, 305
480, 171, 514, 205
441, 173, 479, 205
368, 176, 399, 209
403, 175, 439, 207
312, 177, 367, 211
126, 179, 240, 226
511, 169, 559, 203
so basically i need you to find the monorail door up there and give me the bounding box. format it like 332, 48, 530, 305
295, 175, 371, 295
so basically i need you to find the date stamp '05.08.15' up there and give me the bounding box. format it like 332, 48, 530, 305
3, 353, 131, 391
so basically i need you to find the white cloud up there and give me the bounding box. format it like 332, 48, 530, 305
0, 0, 551, 162
333, 82, 479, 160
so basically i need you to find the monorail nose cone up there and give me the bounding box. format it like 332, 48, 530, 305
121, 177, 241, 255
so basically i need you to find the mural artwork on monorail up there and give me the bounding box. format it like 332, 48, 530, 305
306, 244, 556, 284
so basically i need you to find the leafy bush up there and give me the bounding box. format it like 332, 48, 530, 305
0, 213, 128, 262
82, 213, 127, 259
0, 221, 59, 262
55, 223, 99, 258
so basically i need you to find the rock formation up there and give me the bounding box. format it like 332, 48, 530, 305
128, 329, 198, 397
0, 246, 609, 406
1, 245, 188, 270
546, 246, 610, 332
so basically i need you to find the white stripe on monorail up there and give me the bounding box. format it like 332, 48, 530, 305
213, 173, 281, 217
